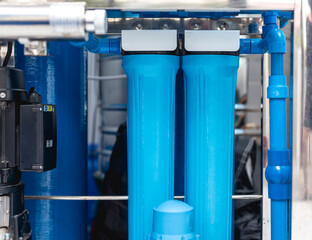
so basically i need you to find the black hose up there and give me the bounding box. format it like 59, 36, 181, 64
3, 42, 13, 67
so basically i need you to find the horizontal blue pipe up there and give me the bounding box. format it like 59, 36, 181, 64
70, 34, 121, 54
240, 38, 265, 54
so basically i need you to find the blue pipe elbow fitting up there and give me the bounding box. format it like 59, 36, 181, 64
265, 150, 291, 199
262, 28, 286, 54
148, 200, 199, 240
240, 12, 285, 55
262, 11, 279, 38
70, 34, 121, 54
263, 11, 278, 25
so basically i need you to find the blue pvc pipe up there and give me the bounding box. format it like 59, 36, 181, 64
271, 53, 284, 76
269, 53, 289, 240
269, 99, 287, 149
182, 55, 239, 240
15, 41, 87, 240
271, 200, 288, 239
122, 55, 179, 240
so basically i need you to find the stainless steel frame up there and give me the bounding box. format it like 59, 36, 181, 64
24, 195, 263, 201
292, 0, 312, 238
106, 16, 263, 35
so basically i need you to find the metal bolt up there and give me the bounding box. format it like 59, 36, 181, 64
194, 23, 200, 30
136, 24, 143, 30
218, 22, 227, 30
0, 92, 6, 99
163, 23, 169, 30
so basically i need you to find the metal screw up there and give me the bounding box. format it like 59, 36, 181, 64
218, 23, 227, 30
136, 24, 143, 30
0, 92, 6, 99
194, 23, 200, 30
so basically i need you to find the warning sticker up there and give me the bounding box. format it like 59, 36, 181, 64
44, 105, 53, 112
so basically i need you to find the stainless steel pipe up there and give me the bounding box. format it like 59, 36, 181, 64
0, 2, 107, 40
24, 195, 263, 200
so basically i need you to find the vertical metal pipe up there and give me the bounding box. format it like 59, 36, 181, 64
182, 54, 239, 240
15, 41, 88, 240
292, 1, 312, 238
122, 54, 179, 240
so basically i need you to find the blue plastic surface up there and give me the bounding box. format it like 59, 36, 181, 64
70, 34, 121, 54
182, 55, 239, 240
263, 11, 279, 24
15, 41, 88, 240
122, 55, 179, 240
262, 16, 290, 238
267, 75, 289, 98
263, 29, 287, 54
240, 39, 265, 55
266, 150, 291, 199
148, 200, 199, 240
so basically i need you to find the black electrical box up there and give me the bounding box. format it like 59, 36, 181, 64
19, 104, 57, 172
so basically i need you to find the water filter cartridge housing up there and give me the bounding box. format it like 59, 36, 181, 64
183, 54, 239, 240
123, 54, 179, 240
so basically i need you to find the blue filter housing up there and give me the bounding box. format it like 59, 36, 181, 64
15, 42, 87, 240
122, 55, 179, 240
182, 55, 239, 240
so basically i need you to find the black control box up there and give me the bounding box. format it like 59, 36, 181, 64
19, 104, 57, 172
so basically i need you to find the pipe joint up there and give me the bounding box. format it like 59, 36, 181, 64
265, 150, 291, 200
262, 28, 286, 54
240, 38, 265, 54
70, 34, 121, 54
267, 75, 289, 99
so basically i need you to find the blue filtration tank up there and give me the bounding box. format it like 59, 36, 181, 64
15, 42, 87, 239
122, 55, 179, 240
182, 55, 239, 240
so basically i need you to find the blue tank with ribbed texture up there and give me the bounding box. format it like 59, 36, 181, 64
122, 54, 179, 240
15, 41, 87, 240
182, 55, 239, 240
